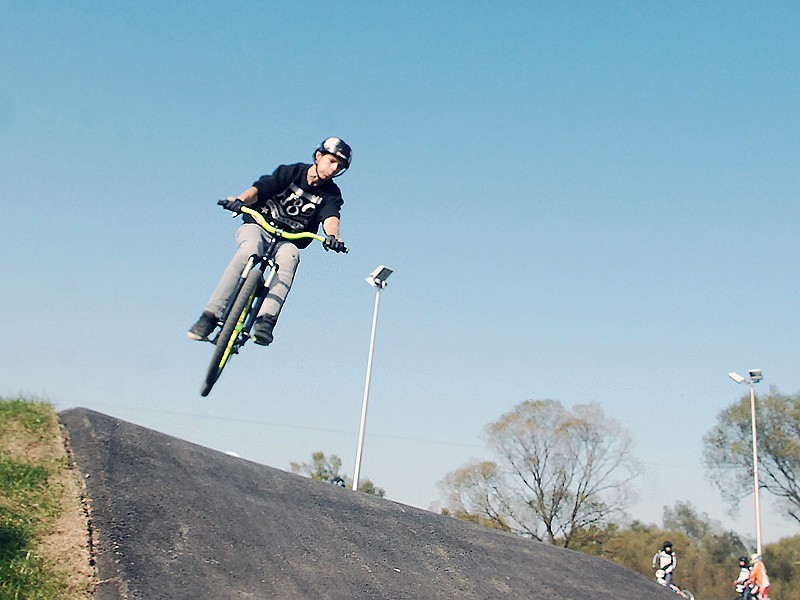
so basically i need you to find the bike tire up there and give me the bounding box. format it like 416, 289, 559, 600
200, 268, 263, 396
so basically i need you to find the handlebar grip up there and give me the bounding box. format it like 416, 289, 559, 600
216, 199, 226, 206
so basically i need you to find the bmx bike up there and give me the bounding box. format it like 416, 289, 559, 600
198, 201, 347, 397
655, 570, 694, 600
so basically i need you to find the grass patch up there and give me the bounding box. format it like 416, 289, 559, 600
0, 397, 93, 599
0, 399, 53, 436
0, 459, 49, 496
0, 508, 63, 599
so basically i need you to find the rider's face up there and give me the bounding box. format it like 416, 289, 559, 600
315, 152, 345, 180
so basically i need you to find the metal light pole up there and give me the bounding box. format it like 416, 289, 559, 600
352, 266, 393, 491
728, 369, 764, 555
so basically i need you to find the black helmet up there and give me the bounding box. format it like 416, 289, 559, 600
663, 541, 673, 550
315, 137, 352, 174
738, 556, 749, 566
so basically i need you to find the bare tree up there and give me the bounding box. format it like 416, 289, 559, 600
440, 400, 639, 547
437, 461, 513, 532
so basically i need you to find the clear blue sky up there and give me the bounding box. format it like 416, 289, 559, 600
2, 2, 798, 546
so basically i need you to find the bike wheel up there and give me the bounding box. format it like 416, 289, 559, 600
201, 268, 263, 396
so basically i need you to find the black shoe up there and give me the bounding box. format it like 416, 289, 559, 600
252, 316, 277, 346
187, 311, 218, 340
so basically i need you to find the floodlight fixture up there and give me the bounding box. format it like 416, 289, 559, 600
748, 369, 763, 383
366, 265, 393, 288
728, 372, 746, 384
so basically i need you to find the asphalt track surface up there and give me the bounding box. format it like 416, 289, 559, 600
61, 408, 676, 599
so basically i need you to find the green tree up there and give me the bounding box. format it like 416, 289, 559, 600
439, 400, 639, 547
291, 451, 343, 483
356, 478, 386, 498
663, 500, 714, 541
704, 389, 800, 523
573, 521, 687, 584
763, 535, 800, 600
573, 504, 751, 600
290, 451, 386, 497
662, 501, 748, 597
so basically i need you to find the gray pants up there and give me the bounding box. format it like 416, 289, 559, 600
204, 223, 300, 321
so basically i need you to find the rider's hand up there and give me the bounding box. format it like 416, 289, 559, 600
221, 197, 245, 214
323, 234, 346, 253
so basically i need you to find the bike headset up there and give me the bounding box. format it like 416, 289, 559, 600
314, 137, 352, 177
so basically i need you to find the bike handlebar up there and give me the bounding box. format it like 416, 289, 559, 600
217, 200, 348, 252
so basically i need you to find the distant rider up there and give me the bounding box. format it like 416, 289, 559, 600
746, 553, 770, 599
652, 540, 677, 587
734, 555, 753, 599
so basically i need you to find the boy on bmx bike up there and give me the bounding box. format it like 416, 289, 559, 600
188, 137, 351, 347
